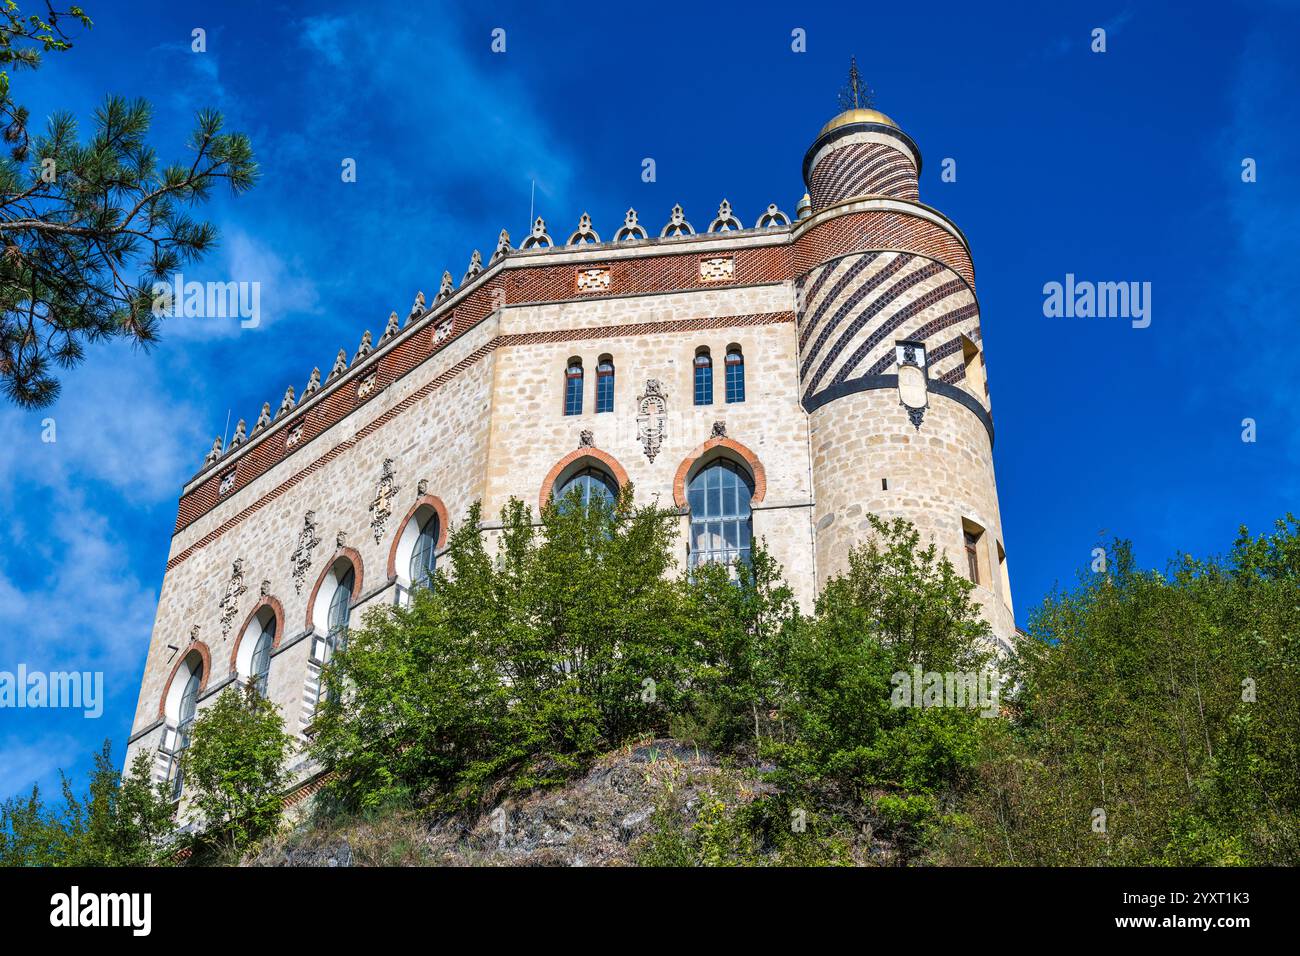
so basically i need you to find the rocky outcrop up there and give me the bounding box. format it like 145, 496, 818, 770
249, 739, 896, 867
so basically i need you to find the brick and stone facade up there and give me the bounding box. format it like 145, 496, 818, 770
127, 105, 1015, 802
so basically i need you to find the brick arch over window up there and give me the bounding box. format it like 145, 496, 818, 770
228, 595, 286, 673
538, 447, 631, 513
386, 495, 450, 579
304, 546, 364, 631
156, 641, 212, 719
672, 436, 767, 509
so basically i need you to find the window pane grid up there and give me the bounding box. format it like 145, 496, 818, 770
725, 352, 745, 403
694, 355, 713, 405
171, 664, 201, 799
687, 460, 754, 572
409, 515, 439, 590
596, 368, 614, 413
556, 467, 617, 512
250, 622, 273, 697
564, 368, 583, 416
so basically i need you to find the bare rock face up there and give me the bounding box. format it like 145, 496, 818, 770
424, 740, 759, 866
256, 840, 353, 868
249, 740, 897, 867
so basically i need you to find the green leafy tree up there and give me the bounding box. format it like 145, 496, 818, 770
676, 546, 800, 751
1, 740, 176, 866
0, 783, 64, 865
0, 1, 257, 407
184, 683, 294, 854
946, 518, 1300, 866
59, 743, 177, 865
764, 515, 992, 856
311, 489, 695, 813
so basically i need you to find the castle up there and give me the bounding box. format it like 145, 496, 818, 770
126, 100, 1014, 802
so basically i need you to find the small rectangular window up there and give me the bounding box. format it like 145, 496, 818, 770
725, 349, 745, 403
564, 362, 583, 416
964, 530, 981, 584
961, 336, 986, 398
596, 359, 614, 413
997, 540, 1013, 614
694, 352, 713, 406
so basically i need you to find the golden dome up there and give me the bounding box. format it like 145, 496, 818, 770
818, 107, 899, 136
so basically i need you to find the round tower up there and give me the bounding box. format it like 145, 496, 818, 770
803, 107, 921, 206
795, 103, 1015, 647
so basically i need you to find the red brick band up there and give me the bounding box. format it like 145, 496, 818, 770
166, 312, 795, 568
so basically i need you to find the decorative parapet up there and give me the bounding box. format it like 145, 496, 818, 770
660, 203, 694, 238
182, 192, 973, 512
436, 271, 454, 302
567, 212, 600, 246
520, 216, 554, 250
614, 209, 647, 242
406, 291, 426, 325
707, 199, 742, 233
490, 229, 511, 263
462, 250, 483, 286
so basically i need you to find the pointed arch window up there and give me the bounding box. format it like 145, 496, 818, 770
317, 565, 354, 707
169, 660, 203, 801
556, 466, 618, 513
249, 617, 274, 698
724, 346, 745, 403
694, 348, 713, 406
408, 512, 439, 591
564, 358, 584, 416
596, 355, 615, 413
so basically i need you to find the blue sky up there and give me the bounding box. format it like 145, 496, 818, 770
1, 0, 1297, 801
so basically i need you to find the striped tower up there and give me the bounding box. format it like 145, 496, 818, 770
798, 106, 1015, 648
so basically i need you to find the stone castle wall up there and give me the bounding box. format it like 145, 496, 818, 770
127, 114, 1017, 806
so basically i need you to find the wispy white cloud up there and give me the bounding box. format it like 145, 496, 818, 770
148, 30, 233, 115
1197, 21, 1300, 491
291, 7, 584, 233
0, 348, 207, 504
0, 734, 81, 800
1211, 28, 1300, 379
0, 0, 589, 806
0, 483, 159, 674
162, 226, 323, 341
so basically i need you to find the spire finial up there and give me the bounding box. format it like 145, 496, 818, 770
837, 56, 874, 112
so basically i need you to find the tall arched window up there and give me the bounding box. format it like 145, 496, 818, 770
170, 660, 202, 800
687, 460, 754, 569
564, 357, 584, 416
555, 466, 618, 512
327, 565, 354, 642
694, 348, 713, 405
316, 564, 354, 707
249, 616, 274, 698
724, 345, 745, 403
408, 512, 439, 591
596, 355, 614, 413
